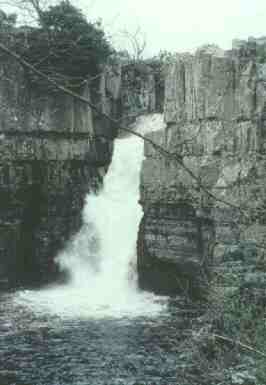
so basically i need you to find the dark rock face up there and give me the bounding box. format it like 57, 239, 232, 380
121, 64, 154, 108
0, 56, 116, 287
119, 62, 159, 126
0, 47, 160, 288
137, 203, 214, 298
1, 160, 104, 286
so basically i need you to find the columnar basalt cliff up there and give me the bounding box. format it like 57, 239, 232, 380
138, 39, 266, 298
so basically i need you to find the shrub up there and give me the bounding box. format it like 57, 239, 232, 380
18, 1, 114, 86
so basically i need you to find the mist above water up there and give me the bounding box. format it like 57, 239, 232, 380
15, 114, 167, 319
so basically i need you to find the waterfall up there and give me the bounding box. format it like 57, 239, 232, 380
15, 114, 166, 319
58, 135, 144, 293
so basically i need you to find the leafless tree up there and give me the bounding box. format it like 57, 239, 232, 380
116, 26, 147, 63
0, 0, 57, 24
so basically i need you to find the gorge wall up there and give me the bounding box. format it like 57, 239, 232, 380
0, 44, 159, 287
0, 53, 117, 286
3, 28, 266, 300
138, 38, 266, 298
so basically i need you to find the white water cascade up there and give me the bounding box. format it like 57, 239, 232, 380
15, 114, 167, 319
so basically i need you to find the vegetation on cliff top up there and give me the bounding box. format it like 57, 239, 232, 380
0, 1, 114, 88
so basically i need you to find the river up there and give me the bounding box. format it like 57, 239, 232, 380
0, 115, 199, 385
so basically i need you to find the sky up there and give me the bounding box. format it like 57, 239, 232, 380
76, 0, 266, 57
3, 0, 266, 57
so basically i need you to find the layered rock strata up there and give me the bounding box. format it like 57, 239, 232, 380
0, 45, 159, 287
138, 39, 266, 297
0, 54, 117, 286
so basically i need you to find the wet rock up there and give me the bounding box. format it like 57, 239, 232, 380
0, 54, 117, 286
137, 202, 214, 298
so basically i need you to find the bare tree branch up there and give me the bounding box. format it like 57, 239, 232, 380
118, 27, 147, 62
0, 41, 251, 216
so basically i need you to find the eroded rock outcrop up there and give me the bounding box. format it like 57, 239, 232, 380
138, 38, 266, 297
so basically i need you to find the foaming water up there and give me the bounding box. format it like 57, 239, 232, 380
14, 114, 167, 319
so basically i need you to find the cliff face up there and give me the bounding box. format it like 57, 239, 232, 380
0, 45, 159, 287
138, 40, 266, 297
0, 54, 118, 286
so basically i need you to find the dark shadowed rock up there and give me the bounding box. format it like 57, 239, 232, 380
137, 202, 214, 298
0, 56, 117, 287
